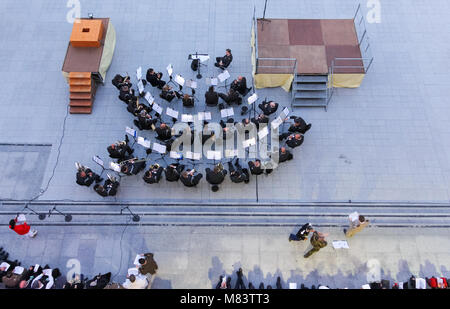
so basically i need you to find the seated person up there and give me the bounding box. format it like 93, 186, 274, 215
107, 136, 134, 161
146, 68, 166, 89
248, 159, 264, 176
278, 147, 293, 163
182, 91, 195, 107
160, 84, 181, 103
112, 75, 132, 90
155, 123, 172, 141
143, 163, 164, 184
228, 159, 250, 184
206, 164, 228, 186
205, 86, 219, 106
134, 109, 157, 131
94, 175, 120, 197
75, 163, 103, 187
259, 101, 279, 116
165, 163, 185, 182
288, 116, 312, 134
119, 85, 136, 104
180, 169, 203, 187
86, 272, 111, 289
127, 99, 142, 115
251, 113, 269, 129
215, 49, 233, 69
231, 76, 252, 96
285, 133, 304, 149
120, 158, 147, 176
219, 88, 242, 105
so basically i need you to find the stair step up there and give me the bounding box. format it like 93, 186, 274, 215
70, 85, 92, 93
295, 75, 328, 83
293, 83, 328, 91
292, 98, 327, 107
70, 106, 92, 114
70, 99, 92, 107
70, 92, 92, 100
69, 72, 91, 79
69, 78, 91, 86
294, 91, 327, 99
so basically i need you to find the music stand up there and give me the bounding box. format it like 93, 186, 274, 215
120, 206, 140, 222
188, 53, 209, 79
92, 156, 107, 177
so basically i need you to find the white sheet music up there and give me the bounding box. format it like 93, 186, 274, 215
191, 54, 210, 63
332, 240, 349, 249
243, 138, 256, 148
182, 114, 194, 122
175, 74, 185, 86
136, 67, 142, 80
280, 107, 290, 119
145, 92, 154, 105
218, 70, 230, 82
152, 143, 167, 154
0, 262, 10, 271
220, 108, 234, 118
186, 152, 201, 160
289, 283, 297, 289
152, 103, 163, 115
13, 266, 24, 275
185, 79, 198, 89
166, 107, 179, 119
209, 77, 218, 86
126, 126, 137, 138
248, 93, 258, 105
166, 64, 173, 76
225, 149, 238, 158
258, 126, 269, 139
93, 156, 104, 167
207, 151, 222, 160
198, 112, 212, 121
110, 162, 121, 172
170, 151, 182, 159
137, 80, 144, 93
271, 117, 283, 129
128, 268, 139, 276
137, 137, 151, 148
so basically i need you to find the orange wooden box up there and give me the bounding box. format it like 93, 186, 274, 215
70, 19, 104, 48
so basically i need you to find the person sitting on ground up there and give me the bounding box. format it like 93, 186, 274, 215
137, 253, 158, 277
118, 84, 136, 104
75, 163, 103, 187
143, 164, 164, 184
289, 223, 314, 242
86, 272, 111, 289
122, 274, 148, 289
288, 116, 312, 134
284, 133, 304, 149
206, 164, 228, 188
155, 123, 172, 141
164, 163, 185, 182
251, 113, 269, 130
219, 88, 242, 105
182, 90, 195, 107
160, 84, 182, 103
94, 175, 120, 197
231, 76, 252, 96
228, 159, 250, 184
180, 169, 203, 187
259, 101, 279, 116
205, 86, 219, 106
112, 74, 132, 90
146, 68, 166, 89
120, 158, 147, 176
248, 159, 264, 176
134, 109, 157, 131
215, 49, 233, 69
278, 147, 294, 163
107, 136, 134, 161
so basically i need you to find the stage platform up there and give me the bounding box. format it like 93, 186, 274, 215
256, 18, 364, 75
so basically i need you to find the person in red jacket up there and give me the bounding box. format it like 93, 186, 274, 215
9, 216, 37, 238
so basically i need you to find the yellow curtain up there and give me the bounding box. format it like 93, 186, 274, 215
254, 74, 294, 92
330, 74, 365, 88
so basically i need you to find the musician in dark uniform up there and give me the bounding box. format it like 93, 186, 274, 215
107, 136, 134, 161
94, 175, 120, 197
134, 109, 158, 131
182, 91, 195, 107
155, 123, 172, 141
180, 169, 203, 187
205, 86, 219, 106
160, 84, 181, 103
228, 159, 250, 184
120, 158, 147, 176
288, 116, 312, 134
285, 134, 304, 149
219, 88, 242, 105
214, 49, 233, 69
278, 147, 293, 163
75, 163, 103, 187
143, 164, 164, 184
248, 160, 264, 176
259, 101, 279, 116
251, 113, 269, 129
206, 164, 228, 190
119, 85, 136, 104
231, 76, 252, 96
146, 68, 166, 89
112, 75, 132, 90
165, 163, 185, 182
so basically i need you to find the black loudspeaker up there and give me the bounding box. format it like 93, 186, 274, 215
191, 59, 199, 71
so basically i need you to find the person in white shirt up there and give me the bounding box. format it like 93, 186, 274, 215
122, 274, 148, 289
31, 270, 54, 289
344, 212, 369, 237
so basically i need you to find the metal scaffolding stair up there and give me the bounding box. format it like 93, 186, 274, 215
291, 74, 329, 109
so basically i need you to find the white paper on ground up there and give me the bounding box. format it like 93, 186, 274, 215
175, 75, 185, 86
332, 240, 349, 249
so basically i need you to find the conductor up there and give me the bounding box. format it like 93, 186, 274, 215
214, 49, 233, 69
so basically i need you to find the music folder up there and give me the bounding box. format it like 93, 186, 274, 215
175, 74, 185, 86
218, 70, 230, 82
220, 108, 234, 118
152, 143, 167, 154
137, 137, 151, 148
126, 126, 137, 138
166, 108, 179, 119
145, 92, 154, 105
